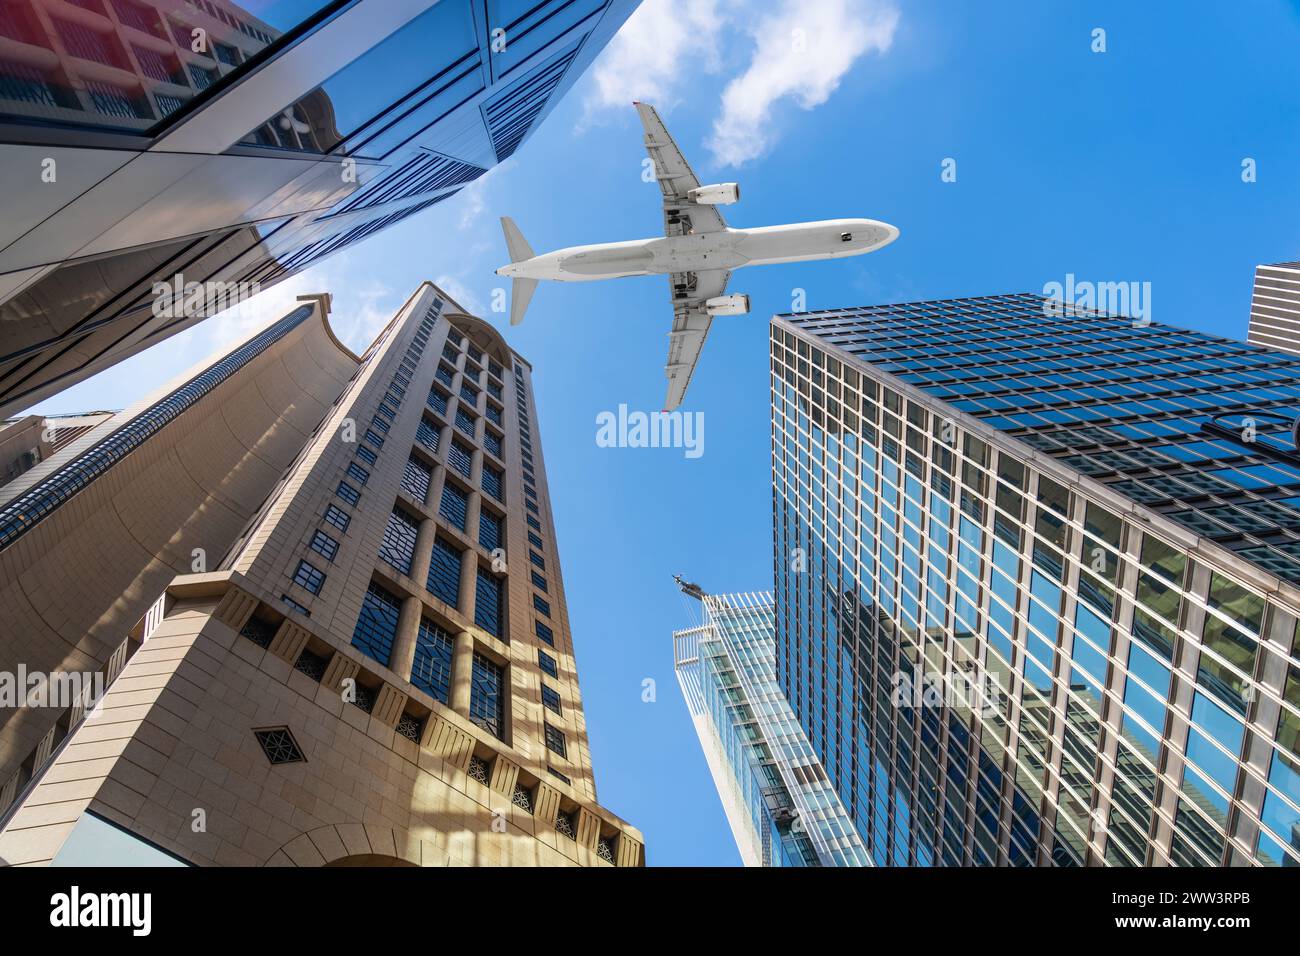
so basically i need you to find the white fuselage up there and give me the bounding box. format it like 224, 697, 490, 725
496, 218, 899, 282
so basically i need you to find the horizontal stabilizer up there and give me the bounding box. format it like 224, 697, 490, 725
511, 277, 538, 327
500, 216, 534, 264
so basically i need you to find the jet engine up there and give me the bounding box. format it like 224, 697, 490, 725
705, 293, 750, 316
687, 182, 740, 205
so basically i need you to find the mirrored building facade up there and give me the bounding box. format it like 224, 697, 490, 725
1246, 261, 1300, 359
673, 587, 869, 866
0, 0, 638, 417
771, 293, 1300, 866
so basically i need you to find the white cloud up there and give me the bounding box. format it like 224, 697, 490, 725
708, 0, 899, 167
581, 0, 730, 120
582, 0, 899, 167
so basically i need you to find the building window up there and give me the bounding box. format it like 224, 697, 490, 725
281, 595, 311, 617
483, 430, 502, 459
336, 481, 361, 505
596, 836, 617, 865
293, 560, 325, 595
309, 530, 339, 562
356, 445, 377, 466
396, 712, 423, 742
469, 652, 505, 739
544, 723, 567, 759
478, 510, 503, 552
411, 618, 454, 704
352, 582, 402, 667
468, 754, 491, 784
323, 504, 350, 532
436, 364, 454, 387
428, 388, 449, 415
254, 727, 305, 766
363, 429, 385, 449
538, 649, 558, 678
426, 538, 462, 607
541, 684, 562, 716
448, 439, 473, 478
533, 595, 550, 617
482, 465, 503, 501
416, 418, 440, 453
535, 621, 554, 646
486, 404, 502, 427
346, 462, 369, 485
378, 508, 419, 575
439, 483, 468, 531
455, 408, 476, 437
512, 782, 534, 813
293, 648, 329, 682
401, 457, 432, 503
531, 570, 548, 593
460, 382, 479, 404
475, 570, 502, 637
529, 550, 545, 570
240, 617, 277, 648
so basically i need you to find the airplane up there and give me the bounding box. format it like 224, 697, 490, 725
495, 101, 899, 410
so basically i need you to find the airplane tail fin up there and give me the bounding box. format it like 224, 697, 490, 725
500, 216, 534, 263
510, 277, 537, 327
500, 217, 537, 325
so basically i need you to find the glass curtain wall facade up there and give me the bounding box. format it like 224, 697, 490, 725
0, 0, 639, 417
674, 589, 870, 866
771, 293, 1300, 867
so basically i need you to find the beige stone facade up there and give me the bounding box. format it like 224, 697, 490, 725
0, 295, 356, 792
0, 282, 643, 866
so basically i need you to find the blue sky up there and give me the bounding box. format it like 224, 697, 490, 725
26, 0, 1300, 865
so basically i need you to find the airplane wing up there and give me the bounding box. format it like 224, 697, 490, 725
634, 102, 727, 237
664, 269, 730, 410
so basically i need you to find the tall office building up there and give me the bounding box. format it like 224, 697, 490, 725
1246, 261, 1300, 358
0, 291, 353, 803
673, 582, 869, 866
771, 293, 1300, 867
0, 281, 643, 866
0, 409, 113, 487
0, 0, 638, 417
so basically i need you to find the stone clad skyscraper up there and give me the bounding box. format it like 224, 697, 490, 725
0, 282, 643, 867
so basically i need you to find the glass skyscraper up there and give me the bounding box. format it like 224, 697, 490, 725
0, 0, 638, 417
771, 292, 1300, 867
673, 585, 869, 866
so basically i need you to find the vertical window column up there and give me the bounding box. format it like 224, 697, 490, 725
408, 515, 439, 602
458, 547, 479, 620
465, 488, 483, 558
449, 630, 476, 714
426, 459, 448, 517
467, 445, 486, 543
388, 594, 424, 681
